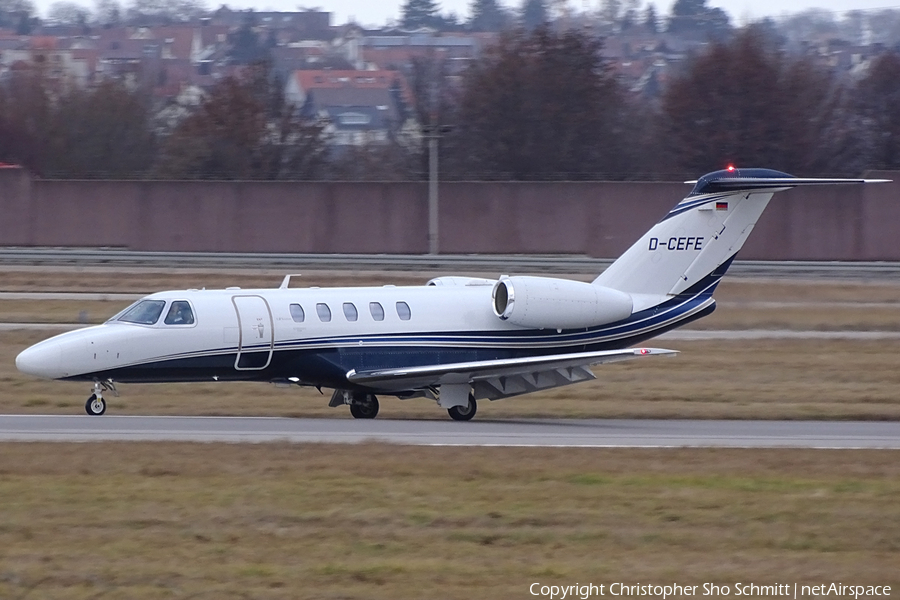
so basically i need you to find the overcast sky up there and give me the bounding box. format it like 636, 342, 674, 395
32, 0, 900, 30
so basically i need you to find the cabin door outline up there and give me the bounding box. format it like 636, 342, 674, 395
232, 295, 274, 370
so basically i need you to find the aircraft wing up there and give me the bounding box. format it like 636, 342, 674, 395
346, 347, 677, 400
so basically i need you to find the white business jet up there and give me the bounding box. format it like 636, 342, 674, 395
16, 168, 887, 420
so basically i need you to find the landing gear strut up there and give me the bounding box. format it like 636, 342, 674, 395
448, 394, 477, 421
84, 381, 116, 416
349, 393, 379, 419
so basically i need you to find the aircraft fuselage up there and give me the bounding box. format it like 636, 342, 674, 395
17, 282, 714, 391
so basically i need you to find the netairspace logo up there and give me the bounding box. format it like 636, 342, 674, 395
529, 582, 893, 600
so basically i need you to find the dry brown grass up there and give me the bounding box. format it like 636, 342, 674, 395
4, 266, 900, 300
713, 279, 900, 303
692, 305, 900, 331
0, 299, 134, 324
3, 269, 900, 419
0, 266, 443, 292
0, 443, 897, 599
3, 297, 900, 331
3, 268, 900, 330
2, 270, 898, 598
3, 329, 900, 420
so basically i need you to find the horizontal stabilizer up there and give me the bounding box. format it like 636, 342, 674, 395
683, 176, 890, 195
346, 347, 677, 391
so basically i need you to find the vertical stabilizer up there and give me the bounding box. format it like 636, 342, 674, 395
593, 168, 886, 300
594, 188, 773, 297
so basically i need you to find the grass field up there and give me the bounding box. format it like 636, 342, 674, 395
4, 330, 900, 419
2, 268, 900, 419
0, 443, 897, 599
1, 268, 898, 599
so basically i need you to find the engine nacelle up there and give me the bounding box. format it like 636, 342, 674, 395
492, 276, 633, 329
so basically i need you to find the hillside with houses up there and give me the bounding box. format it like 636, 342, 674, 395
2, 0, 900, 179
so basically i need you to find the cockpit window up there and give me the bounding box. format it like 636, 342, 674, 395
118, 300, 166, 325
164, 301, 195, 325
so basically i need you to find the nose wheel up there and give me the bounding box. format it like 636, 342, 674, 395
84, 381, 116, 416
85, 394, 106, 416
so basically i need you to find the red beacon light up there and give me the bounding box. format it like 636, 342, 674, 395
726, 165, 736, 172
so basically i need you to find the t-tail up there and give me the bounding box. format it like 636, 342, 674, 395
593, 168, 888, 310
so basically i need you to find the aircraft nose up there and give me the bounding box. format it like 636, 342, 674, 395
16, 342, 64, 379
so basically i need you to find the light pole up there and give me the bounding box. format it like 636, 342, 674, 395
423, 123, 451, 255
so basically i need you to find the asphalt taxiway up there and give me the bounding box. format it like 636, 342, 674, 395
0, 415, 898, 448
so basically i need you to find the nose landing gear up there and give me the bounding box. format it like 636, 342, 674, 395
85, 394, 106, 416
85, 381, 117, 416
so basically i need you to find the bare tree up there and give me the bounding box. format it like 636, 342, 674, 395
45, 80, 156, 178
47, 1, 90, 25
124, 0, 206, 24
661, 26, 856, 176
449, 26, 634, 180
0, 67, 53, 173
0, 0, 37, 32
95, 0, 122, 26
853, 52, 900, 170
155, 64, 326, 179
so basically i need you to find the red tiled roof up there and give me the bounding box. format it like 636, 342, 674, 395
30, 36, 58, 50
291, 69, 413, 104
292, 69, 397, 90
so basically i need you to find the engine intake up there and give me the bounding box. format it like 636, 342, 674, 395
492, 276, 633, 330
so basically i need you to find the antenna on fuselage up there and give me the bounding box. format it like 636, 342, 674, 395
279, 274, 303, 289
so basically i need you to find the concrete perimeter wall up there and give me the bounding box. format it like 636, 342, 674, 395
1, 167, 898, 260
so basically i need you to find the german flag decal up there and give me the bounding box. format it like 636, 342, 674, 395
715, 201, 729, 211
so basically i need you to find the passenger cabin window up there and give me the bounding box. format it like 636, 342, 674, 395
396, 301, 411, 321
369, 302, 384, 321
164, 301, 195, 325
343, 302, 358, 321
118, 299, 165, 325
316, 303, 332, 322
289, 303, 305, 323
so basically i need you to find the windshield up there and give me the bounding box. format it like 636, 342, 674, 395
117, 299, 166, 325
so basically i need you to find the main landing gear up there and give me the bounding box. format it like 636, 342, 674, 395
448, 393, 477, 422
329, 390, 380, 419
84, 381, 116, 416
349, 392, 379, 419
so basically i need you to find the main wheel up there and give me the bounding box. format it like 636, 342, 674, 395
349, 394, 379, 419
85, 394, 106, 416
448, 395, 477, 421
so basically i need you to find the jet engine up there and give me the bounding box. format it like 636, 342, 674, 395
491, 276, 633, 330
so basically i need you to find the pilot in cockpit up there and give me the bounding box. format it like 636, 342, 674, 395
165, 301, 194, 325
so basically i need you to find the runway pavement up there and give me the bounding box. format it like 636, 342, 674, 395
0, 415, 898, 448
